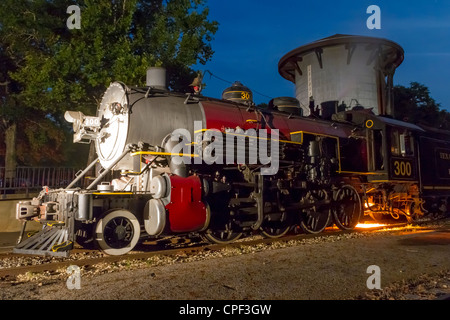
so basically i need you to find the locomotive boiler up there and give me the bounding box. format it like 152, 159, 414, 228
13, 35, 450, 257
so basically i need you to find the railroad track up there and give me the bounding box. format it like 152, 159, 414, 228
0, 217, 447, 279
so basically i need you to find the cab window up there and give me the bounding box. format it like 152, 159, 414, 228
389, 128, 414, 157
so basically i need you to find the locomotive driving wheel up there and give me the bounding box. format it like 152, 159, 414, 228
202, 211, 242, 244
261, 213, 292, 238
333, 185, 362, 230
95, 210, 141, 255
299, 189, 331, 234
201, 204, 243, 244
203, 226, 242, 244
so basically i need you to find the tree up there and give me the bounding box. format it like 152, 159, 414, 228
393, 82, 450, 130
0, 0, 218, 168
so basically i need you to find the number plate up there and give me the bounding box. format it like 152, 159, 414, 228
390, 158, 415, 180
83, 116, 101, 127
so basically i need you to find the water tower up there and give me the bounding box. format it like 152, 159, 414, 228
278, 34, 404, 117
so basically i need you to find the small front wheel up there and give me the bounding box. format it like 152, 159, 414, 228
95, 210, 140, 255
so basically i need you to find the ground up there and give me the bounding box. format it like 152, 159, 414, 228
0, 222, 449, 301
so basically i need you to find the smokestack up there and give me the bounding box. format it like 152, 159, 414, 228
146, 67, 167, 90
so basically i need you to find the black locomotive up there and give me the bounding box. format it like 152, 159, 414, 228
13, 35, 449, 256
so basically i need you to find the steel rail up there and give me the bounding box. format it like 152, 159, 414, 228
2, 218, 446, 279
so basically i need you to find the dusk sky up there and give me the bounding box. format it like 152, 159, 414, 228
196, 0, 450, 111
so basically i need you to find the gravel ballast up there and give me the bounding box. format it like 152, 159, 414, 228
0, 221, 449, 300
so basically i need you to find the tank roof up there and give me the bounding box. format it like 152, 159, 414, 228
278, 34, 404, 82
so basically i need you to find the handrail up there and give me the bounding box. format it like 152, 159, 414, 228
0, 166, 81, 197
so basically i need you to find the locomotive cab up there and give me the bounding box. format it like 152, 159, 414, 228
334, 110, 423, 182
363, 115, 423, 183
332, 110, 427, 222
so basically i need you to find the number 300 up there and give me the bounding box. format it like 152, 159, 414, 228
394, 161, 412, 177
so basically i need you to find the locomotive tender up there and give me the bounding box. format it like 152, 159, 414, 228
14, 35, 450, 256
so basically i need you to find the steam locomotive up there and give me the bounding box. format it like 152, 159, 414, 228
13, 35, 450, 256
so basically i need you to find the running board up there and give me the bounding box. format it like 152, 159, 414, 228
14, 226, 72, 257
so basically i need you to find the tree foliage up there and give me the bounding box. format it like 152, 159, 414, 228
393, 82, 450, 130
0, 0, 218, 166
